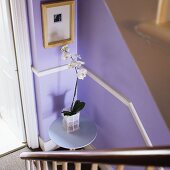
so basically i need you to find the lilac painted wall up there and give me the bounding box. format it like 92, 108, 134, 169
26, 0, 170, 153
77, 0, 170, 150
28, 0, 77, 71
27, 0, 77, 141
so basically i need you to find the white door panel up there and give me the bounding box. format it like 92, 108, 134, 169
0, 0, 26, 142
0, 0, 17, 69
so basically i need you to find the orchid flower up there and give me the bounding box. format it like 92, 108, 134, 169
61, 52, 72, 60
72, 54, 81, 60
77, 68, 87, 80
61, 45, 70, 53
68, 61, 85, 69
60, 45, 87, 110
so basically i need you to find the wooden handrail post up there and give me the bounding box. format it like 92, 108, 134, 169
91, 164, 98, 170
146, 167, 155, 170
62, 162, 68, 170
26, 160, 31, 170
20, 146, 170, 167
117, 165, 124, 170
75, 163, 81, 170
52, 161, 57, 170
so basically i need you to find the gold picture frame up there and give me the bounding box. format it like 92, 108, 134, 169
41, 1, 75, 48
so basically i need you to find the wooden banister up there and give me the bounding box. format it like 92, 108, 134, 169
20, 146, 170, 167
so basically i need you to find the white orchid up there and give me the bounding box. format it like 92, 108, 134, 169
61, 45, 70, 53
60, 45, 87, 112
77, 68, 87, 80
68, 61, 85, 69
72, 54, 81, 60
61, 52, 72, 60
61, 45, 72, 60
61, 45, 83, 61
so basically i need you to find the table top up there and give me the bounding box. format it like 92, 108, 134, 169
49, 117, 97, 149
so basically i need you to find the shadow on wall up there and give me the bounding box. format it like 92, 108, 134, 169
50, 92, 68, 116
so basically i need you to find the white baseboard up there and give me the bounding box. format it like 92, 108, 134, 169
85, 145, 113, 170
39, 137, 59, 151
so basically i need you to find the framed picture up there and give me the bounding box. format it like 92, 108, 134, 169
41, 1, 75, 48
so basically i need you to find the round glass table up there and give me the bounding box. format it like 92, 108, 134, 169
49, 117, 97, 150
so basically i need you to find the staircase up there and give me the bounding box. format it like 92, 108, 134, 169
20, 146, 170, 170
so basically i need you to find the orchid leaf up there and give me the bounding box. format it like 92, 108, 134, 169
62, 111, 72, 116
71, 100, 85, 115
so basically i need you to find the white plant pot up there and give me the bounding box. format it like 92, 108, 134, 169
62, 111, 80, 133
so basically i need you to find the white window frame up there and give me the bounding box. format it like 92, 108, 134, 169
9, 0, 39, 149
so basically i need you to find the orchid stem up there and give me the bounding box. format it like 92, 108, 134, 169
71, 77, 78, 110
71, 56, 78, 110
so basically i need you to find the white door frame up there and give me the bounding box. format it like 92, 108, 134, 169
9, 0, 39, 149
